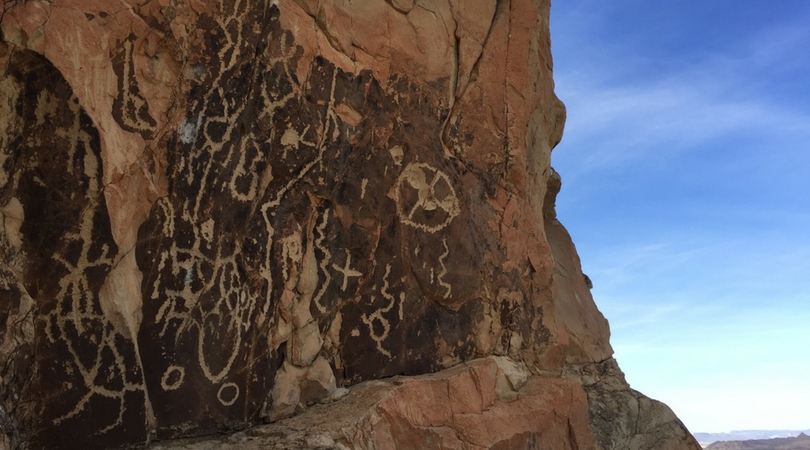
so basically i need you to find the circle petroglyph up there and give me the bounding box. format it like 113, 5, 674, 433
161, 365, 186, 391
395, 163, 460, 233
217, 382, 240, 406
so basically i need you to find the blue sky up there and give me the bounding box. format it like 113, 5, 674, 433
550, 1, 810, 433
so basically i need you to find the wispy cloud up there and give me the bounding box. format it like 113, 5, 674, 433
551, 5, 810, 176
549, 2, 810, 433
555, 71, 810, 177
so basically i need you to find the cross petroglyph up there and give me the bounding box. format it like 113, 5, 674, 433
332, 249, 362, 291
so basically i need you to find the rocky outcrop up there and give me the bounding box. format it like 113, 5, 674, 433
566, 358, 702, 450
1, 0, 699, 449
150, 356, 599, 450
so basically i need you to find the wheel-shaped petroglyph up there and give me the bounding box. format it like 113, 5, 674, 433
395, 163, 460, 233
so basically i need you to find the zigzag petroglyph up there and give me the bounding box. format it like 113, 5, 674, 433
359, 265, 404, 358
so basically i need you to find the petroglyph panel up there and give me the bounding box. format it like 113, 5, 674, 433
133, 1, 499, 432
1, 0, 553, 445
1, 49, 147, 449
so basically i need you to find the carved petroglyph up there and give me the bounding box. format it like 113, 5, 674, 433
41, 168, 130, 425
143, 206, 262, 389
361, 178, 368, 199
263, 65, 339, 210
228, 135, 265, 202
133, 4, 355, 433
217, 382, 240, 406
360, 301, 392, 358
161, 365, 185, 391
437, 239, 451, 299
359, 265, 404, 358
150, 257, 254, 384
2, 48, 147, 444
332, 249, 362, 292
111, 34, 157, 138
280, 127, 299, 147
312, 208, 333, 314
395, 163, 460, 233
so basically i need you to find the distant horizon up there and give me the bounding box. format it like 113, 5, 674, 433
550, 0, 810, 433
694, 429, 810, 447
694, 429, 810, 435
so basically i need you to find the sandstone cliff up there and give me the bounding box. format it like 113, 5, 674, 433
1, 1, 700, 449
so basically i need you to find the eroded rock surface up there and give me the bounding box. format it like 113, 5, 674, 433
150, 356, 599, 450
1, 0, 699, 449
566, 358, 703, 450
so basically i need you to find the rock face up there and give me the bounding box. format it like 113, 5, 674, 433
565, 358, 701, 450
0, 1, 700, 449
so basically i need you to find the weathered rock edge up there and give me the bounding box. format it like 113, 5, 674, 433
0, 0, 701, 449
149, 355, 598, 450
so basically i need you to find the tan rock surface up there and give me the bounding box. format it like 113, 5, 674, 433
544, 169, 613, 365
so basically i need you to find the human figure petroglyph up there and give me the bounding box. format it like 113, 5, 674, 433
135, 4, 349, 432
1, 50, 149, 439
